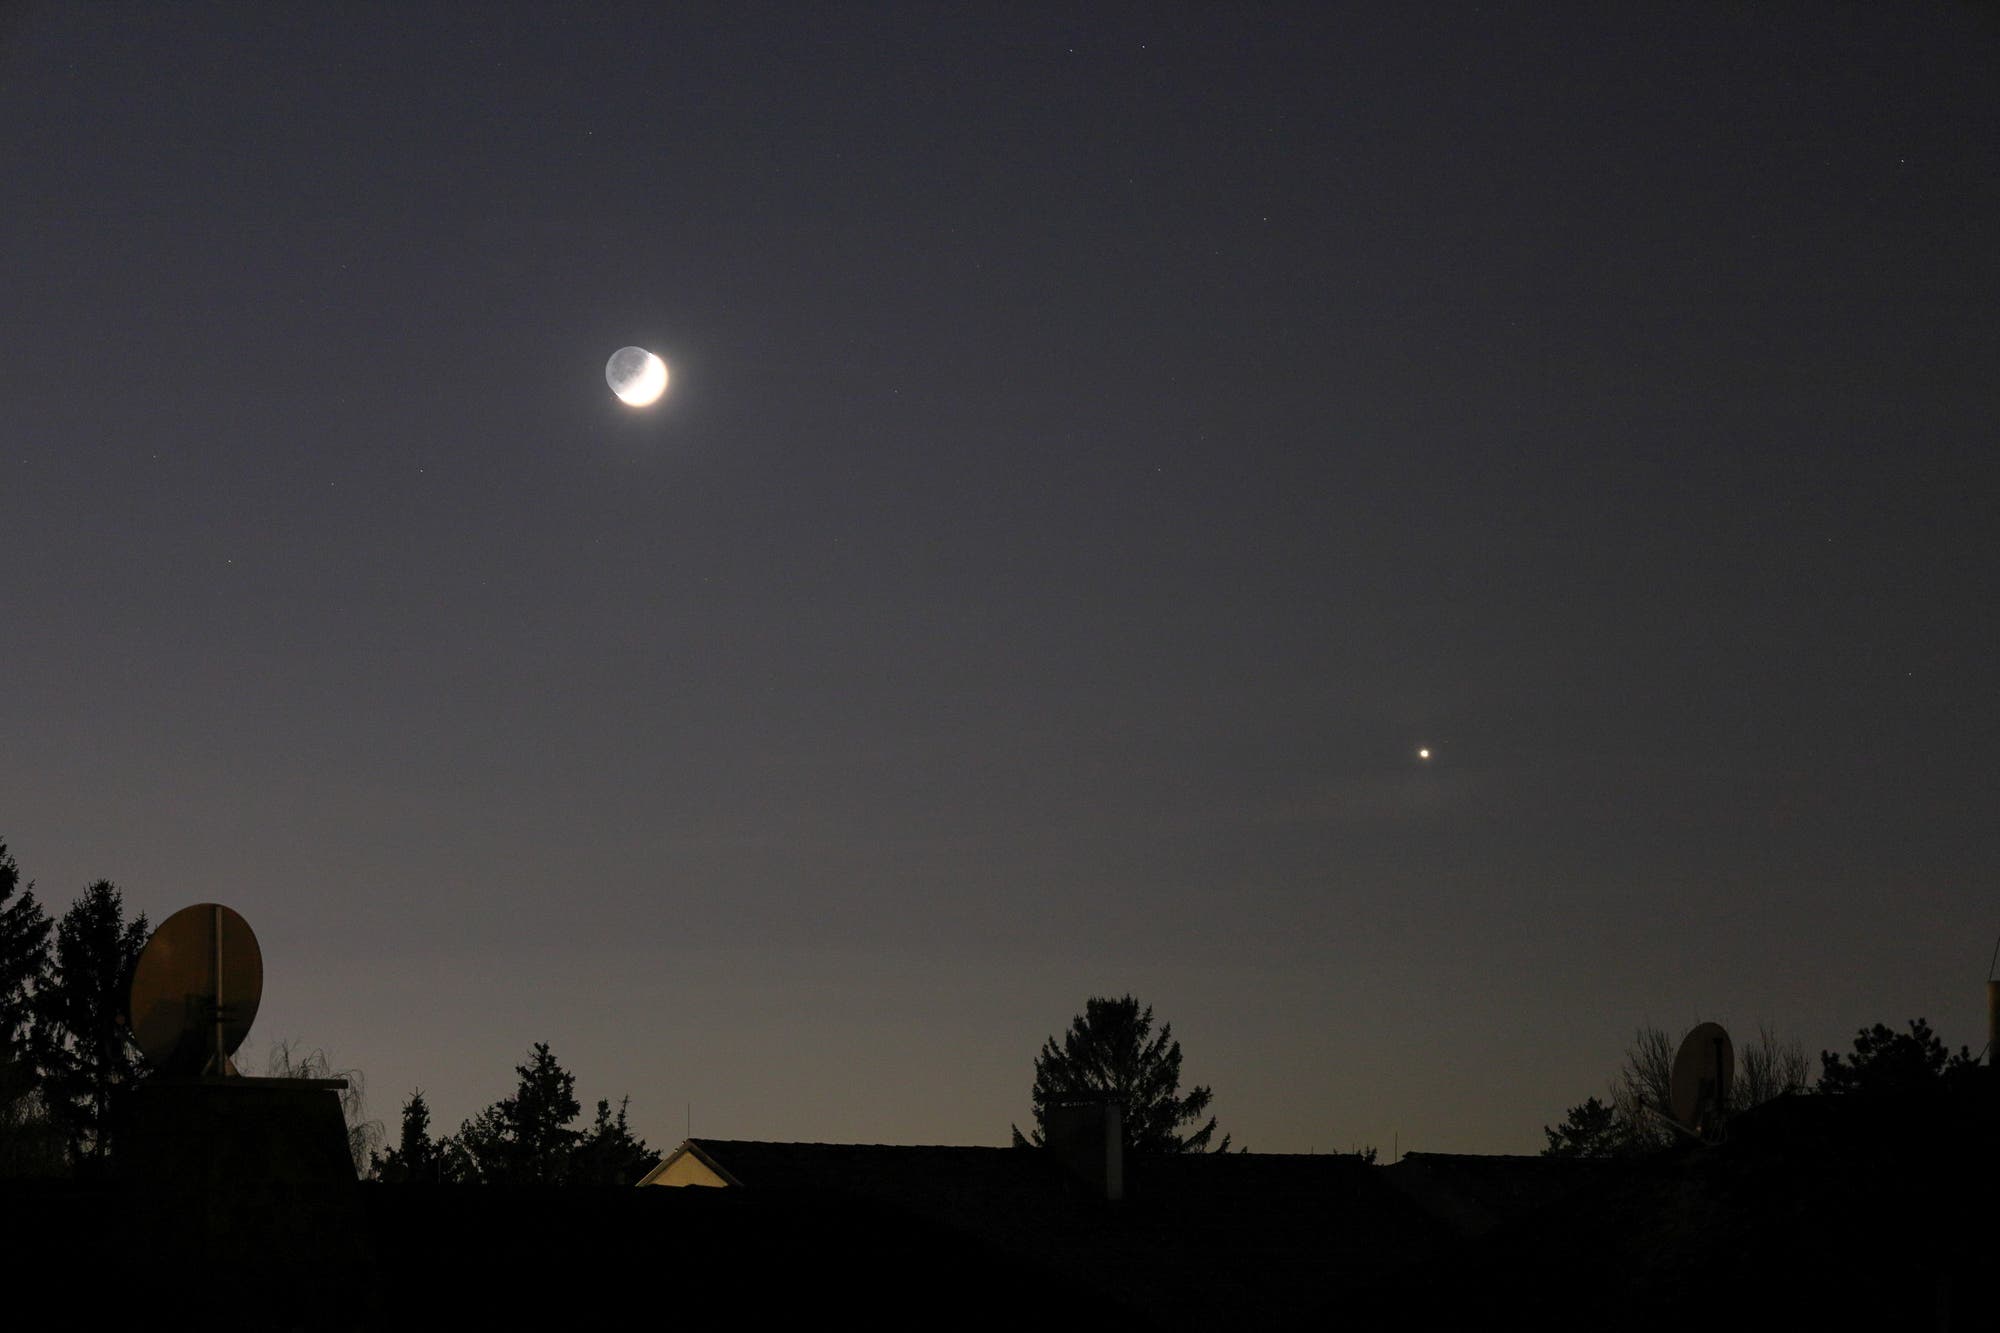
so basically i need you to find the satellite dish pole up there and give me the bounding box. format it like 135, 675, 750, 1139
1987, 980, 1999, 1069
1985, 933, 2000, 1068
1708, 1029, 1730, 1130
205, 904, 236, 1077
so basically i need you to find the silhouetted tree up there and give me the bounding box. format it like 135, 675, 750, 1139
371, 1089, 461, 1183
264, 1038, 383, 1175
1733, 1023, 1811, 1109
1817, 1018, 1979, 1095
0, 841, 49, 1064
570, 1096, 658, 1184
1553, 1022, 1809, 1157
32, 880, 147, 1171
455, 1106, 516, 1182
1012, 995, 1231, 1154
456, 1042, 583, 1183
0, 839, 58, 1175
1609, 1025, 1677, 1150
1542, 1096, 1637, 1158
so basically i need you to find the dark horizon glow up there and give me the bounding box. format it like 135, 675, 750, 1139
2, 3, 1995, 1156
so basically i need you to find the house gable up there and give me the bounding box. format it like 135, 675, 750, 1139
636, 1140, 739, 1188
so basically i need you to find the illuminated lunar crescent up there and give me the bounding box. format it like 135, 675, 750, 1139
606, 346, 668, 406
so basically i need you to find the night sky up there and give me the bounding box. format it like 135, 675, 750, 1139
4, 4, 1995, 1156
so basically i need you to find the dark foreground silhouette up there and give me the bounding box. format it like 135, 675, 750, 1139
4, 1073, 1997, 1330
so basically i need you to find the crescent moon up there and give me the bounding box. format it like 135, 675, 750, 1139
607, 348, 669, 406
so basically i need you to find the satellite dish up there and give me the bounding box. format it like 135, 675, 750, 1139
1668, 1021, 1734, 1139
127, 903, 263, 1077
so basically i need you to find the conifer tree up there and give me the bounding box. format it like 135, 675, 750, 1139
0, 840, 50, 1089
372, 1089, 460, 1182
0, 839, 56, 1175
33, 880, 148, 1170
457, 1043, 582, 1183
570, 1095, 657, 1184
1818, 1018, 1979, 1095
1541, 1096, 1637, 1158
1013, 995, 1230, 1154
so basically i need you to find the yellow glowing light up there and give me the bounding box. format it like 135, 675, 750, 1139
1417, 747, 1431, 760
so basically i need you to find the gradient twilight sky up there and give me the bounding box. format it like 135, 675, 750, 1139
3, 4, 1996, 1156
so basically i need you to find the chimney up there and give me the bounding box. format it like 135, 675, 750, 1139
1045, 1096, 1123, 1202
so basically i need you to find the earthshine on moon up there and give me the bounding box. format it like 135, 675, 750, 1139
606, 346, 668, 406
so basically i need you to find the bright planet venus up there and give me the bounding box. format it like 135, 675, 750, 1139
606, 346, 668, 406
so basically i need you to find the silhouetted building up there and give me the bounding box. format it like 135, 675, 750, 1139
1381, 1150, 1619, 1237
640, 1137, 1447, 1319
